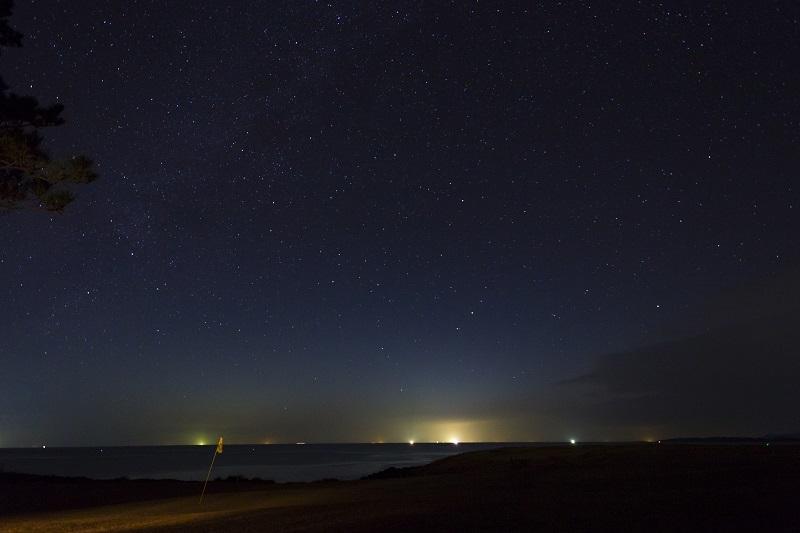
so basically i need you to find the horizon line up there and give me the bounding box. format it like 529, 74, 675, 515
0, 439, 643, 449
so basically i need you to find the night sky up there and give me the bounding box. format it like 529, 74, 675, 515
2, 1, 799, 446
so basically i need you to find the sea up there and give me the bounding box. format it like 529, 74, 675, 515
0, 443, 537, 482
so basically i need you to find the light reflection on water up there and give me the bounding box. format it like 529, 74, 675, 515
0, 443, 539, 482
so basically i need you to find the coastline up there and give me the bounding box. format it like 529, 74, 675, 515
2, 444, 800, 532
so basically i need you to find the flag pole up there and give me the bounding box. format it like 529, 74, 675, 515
199, 437, 223, 504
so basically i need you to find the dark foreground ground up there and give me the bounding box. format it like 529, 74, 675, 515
2, 444, 799, 532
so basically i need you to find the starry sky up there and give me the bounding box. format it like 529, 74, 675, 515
1, 1, 799, 446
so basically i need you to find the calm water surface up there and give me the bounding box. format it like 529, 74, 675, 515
0, 443, 538, 482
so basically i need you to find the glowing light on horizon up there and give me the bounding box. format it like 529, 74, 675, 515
409, 440, 415, 445
417, 418, 487, 444
569, 439, 576, 445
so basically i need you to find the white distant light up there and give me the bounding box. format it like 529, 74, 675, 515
42, 445, 46, 449
452, 438, 459, 445
409, 440, 415, 446
569, 439, 576, 445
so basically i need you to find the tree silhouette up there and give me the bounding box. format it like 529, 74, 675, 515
0, 0, 96, 213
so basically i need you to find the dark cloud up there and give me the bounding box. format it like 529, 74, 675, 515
558, 269, 800, 438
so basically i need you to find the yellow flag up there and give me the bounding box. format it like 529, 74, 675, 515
216, 436, 224, 454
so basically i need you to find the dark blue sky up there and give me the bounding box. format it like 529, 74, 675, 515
1, 1, 798, 446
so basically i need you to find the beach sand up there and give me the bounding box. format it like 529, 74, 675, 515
2, 444, 799, 532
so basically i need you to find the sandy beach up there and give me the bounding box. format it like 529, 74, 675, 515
2, 444, 799, 532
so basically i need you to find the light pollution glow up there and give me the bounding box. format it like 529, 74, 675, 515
191, 418, 502, 446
